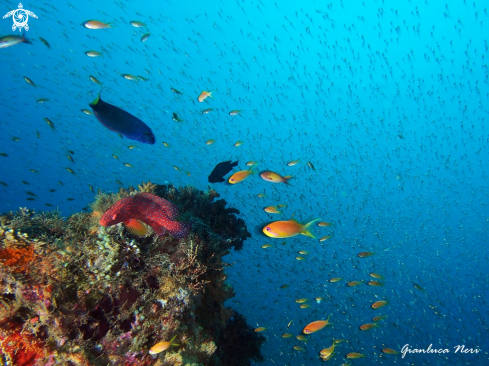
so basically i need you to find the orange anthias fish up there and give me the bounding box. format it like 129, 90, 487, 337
263, 218, 320, 239
358, 252, 375, 258
228, 168, 255, 184
303, 315, 332, 334
371, 300, 388, 309
382, 348, 400, 354
198, 91, 213, 102
359, 323, 379, 331
368, 281, 384, 286
347, 281, 363, 287
264, 206, 281, 214
317, 221, 332, 226
148, 335, 179, 355
83, 20, 114, 29
320, 342, 335, 358
347, 352, 366, 359
260, 170, 293, 185
329, 277, 343, 283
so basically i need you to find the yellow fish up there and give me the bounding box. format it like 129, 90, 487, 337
368, 281, 384, 286
261, 244, 272, 248
295, 298, 308, 303
24, 76, 36, 87
371, 300, 388, 309
246, 161, 258, 166
347, 281, 363, 287
263, 218, 319, 239
260, 170, 293, 185
319, 342, 335, 358
264, 206, 281, 214
360, 323, 379, 331
198, 91, 213, 102
83, 20, 113, 29
319, 235, 332, 242
303, 315, 332, 334
329, 277, 343, 283
281, 333, 292, 338
228, 168, 255, 184
287, 160, 300, 166
317, 221, 332, 226
85, 50, 103, 57
234, 140, 244, 147
122, 74, 137, 81
148, 335, 179, 355
89, 75, 102, 85
254, 327, 266, 332
205, 139, 215, 145
358, 252, 375, 258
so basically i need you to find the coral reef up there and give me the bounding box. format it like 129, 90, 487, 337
0, 183, 258, 366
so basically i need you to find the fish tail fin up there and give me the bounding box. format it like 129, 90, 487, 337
283, 175, 293, 185
90, 90, 102, 106
108, 22, 116, 28
124, 219, 147, 236
21, 31, 32, 45
166, 221, 191, 238
300, 218, 320, 238
209, 92, 214, 98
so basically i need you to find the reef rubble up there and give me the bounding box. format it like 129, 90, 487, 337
0, 183, 263, 366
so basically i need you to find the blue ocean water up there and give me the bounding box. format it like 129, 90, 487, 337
1, 0, 488, 364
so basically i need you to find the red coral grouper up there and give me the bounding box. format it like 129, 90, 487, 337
100, 193, 191, 238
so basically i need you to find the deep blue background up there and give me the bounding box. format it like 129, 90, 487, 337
1, 0, 488, 364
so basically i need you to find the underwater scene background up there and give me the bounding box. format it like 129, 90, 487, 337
1, 0, 489, 365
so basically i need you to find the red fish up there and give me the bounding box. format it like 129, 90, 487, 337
100, 192, 190, 238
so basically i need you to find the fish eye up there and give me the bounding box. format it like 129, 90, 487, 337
266, 227, 271, 231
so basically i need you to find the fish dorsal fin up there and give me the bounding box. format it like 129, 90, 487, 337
288, 218, 299, 223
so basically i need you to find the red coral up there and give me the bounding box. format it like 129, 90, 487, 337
0, 245, 34, 273
0, 320, 46, 366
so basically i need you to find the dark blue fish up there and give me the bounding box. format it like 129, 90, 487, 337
208, 160, 239, 183
89, 94, 155, 144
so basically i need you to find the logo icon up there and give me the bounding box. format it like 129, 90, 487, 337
3, 3, 37, 32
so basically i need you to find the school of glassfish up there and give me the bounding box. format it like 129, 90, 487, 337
1, 0, 488, 365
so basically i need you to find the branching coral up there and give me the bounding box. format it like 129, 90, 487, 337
0, 182, 260, 366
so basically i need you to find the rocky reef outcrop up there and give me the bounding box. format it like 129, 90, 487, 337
0, 183, 262, 366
